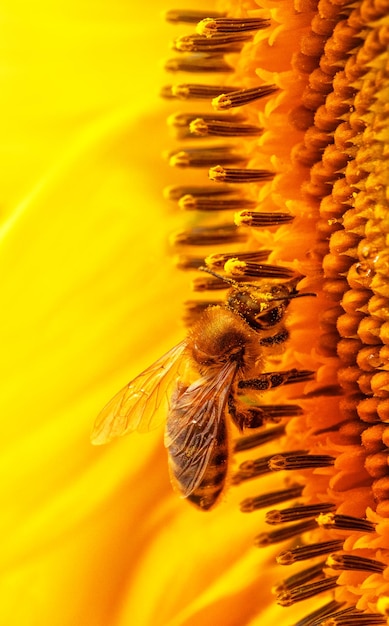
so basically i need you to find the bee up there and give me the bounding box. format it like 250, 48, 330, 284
91, 271, 314, 510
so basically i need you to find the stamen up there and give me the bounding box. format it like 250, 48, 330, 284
240, 484, 304, 513
269, 453, 335, 471
255, 519, 317, 547
209, 165, 274, 183
164, 9, 226, 24
164, 184, 234, 200
235, 210, 294, 227
276, 576, 338, 607
165, 55, 233, 73
168, 146, 247, 168
273, 561, 326, 594
171, 224, 246, 246
293, 600, 345, 626
205, 250, 271, 269
238, 369, 315, 391
172, 33, 253, 54
316, 513, 376, 533
190, 117, 262, 137
277, 540, 344, 565
234, 423, 286, 453
266, 502, 336, 525
178, 194, 256, 211
320, 611, 387, 625
162, 83, 241, 101
233, 450, 308, 485
213, 84, 278, 110
224, 259, 295, 279
197, 17, 271, 37
191, 276, 234, 292
326, 554, 385, 573
169, 111, 247, 135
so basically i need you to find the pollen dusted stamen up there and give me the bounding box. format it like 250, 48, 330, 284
235, 423, 286, 453
190, 117, 263, 137
197, 17, 271, 37
212, 84, 278, 110
172, 33, 254, 54
266, 502, 336, 525
276, 576, 339, 607
316, 513, 376, 533
235, 210, 294, 227
209, 165, 274, 183
277, 540, 344, 566
205, 251, 271, 269
233, 450, 308, 484
326, 554, 385, 573
224, 260, 296, 279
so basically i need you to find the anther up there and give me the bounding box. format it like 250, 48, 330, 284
172, 33, 253, 54
205, 251, 271, 269
255, 519, 317, 547
321, 612, 388, 625
266, 502, 335, 525
224, 259, 295, 279
235, 210, 294, 227
169, 111, 246, 135
276, 576, 338, 607
269, 453, 335, 471
192, 275, 234, 292
277, 540, 344, 565
164, 9, 226, 24
165, 55, 233, 74
213, 84, 278, 109
316, 513, 376, 533
273, 561, 326, 594
326, 554, 385, 573
235, 423, 286, 453
171, 224, 246, 246
190, 117, 262, 137
209, 165, 274, 183
240, 484, 303, 512
178, 194, 257, 212
169, 146, 247, 168
197, 17, 271, 37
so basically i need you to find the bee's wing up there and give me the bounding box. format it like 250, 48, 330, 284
165, 359, 238, 498
91, 341, 187, 445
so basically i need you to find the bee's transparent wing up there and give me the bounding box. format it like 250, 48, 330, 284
91, 341, 187, 445
165, 360, 238, 497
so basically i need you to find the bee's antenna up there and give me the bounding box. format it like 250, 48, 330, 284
270, 292, 317, 302
198, 266, 239, 287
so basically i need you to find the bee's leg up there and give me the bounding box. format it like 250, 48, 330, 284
228, 394, 304, 430
238, 369, 315, 391
258, 327, 289, 347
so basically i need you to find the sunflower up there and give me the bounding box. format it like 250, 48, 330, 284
1, 0, 388, 625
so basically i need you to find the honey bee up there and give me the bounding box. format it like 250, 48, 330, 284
92, 272, 313, 510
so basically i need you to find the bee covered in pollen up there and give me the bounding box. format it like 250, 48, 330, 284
91, 271, 314, 511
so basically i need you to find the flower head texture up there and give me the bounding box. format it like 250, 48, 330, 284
2, 0, 389, 625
